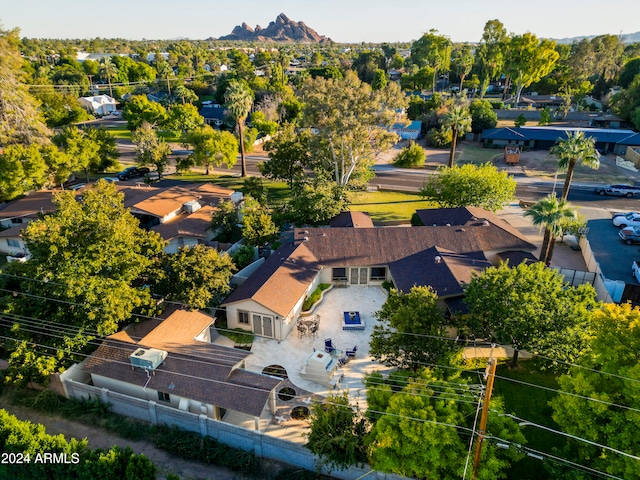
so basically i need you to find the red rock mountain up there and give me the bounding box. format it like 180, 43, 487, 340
218, 13, 331, 43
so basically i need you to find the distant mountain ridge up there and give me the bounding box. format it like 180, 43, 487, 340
552, 31, 640, 44
216, 13, 331, 43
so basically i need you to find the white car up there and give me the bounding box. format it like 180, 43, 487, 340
612, 212, 640, 228
633, 261, 640, 283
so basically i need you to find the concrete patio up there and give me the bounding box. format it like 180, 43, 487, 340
244, 286, 392, 407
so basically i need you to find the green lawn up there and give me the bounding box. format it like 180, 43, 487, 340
491, 360, 564, 480
458, 144, 503, 165
348, 190, 436, 223
104, 125, 182, 143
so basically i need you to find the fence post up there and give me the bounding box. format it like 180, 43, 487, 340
148, 401, 158, 425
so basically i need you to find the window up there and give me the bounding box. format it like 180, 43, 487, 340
238, 311, 249, 324
370, 267, 386, 281
7, 239, 20, 248
332, 268, 347, 280
158, 391, 170, 402
10, 218, 23, 224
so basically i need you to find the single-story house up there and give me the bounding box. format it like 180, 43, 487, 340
200, 104, 227, 128
78, 95, 118, 116
481, 126, 640, 154
392, 120, 422, 140
151, 205, 218, 253
0, 225, 27, 256
125, 182, 242, 229
222, 207, 537, 340
0, 191, 64, 229
79, 308, 282, 430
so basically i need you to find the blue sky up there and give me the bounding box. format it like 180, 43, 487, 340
3, 0, 638, 43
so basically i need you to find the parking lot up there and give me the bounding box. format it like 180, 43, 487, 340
584, 207, 640, 284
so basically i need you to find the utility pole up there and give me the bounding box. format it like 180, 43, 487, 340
472, 357, 497, 480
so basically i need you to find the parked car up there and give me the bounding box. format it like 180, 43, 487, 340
619, 226, 640, 244
612, 211, 640, 219
594, 184, 640, 197
613, 212, 640, 228
116, 166, 150, 181
633, 260, 640, 282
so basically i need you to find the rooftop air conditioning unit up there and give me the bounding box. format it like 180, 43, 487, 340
129, 348, 167, 370
183, 200, 202, 214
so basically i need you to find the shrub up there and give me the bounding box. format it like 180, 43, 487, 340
425, 127, 452, 148
393, 141, 426, 167
232, 244, 256, 270
302, 283, 331, 311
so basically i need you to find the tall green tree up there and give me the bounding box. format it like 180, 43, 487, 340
504, 33, 560, 106
550, 303, 640, 480
288, 176, 347, 226
240, 196, 279, 247
410, 30, 452, 92
166, 103, 204, 132
85, 126, 120, 172
132, 122, 172, 179
209, 200, 239, 243
99, 56, 118, 98
1, 181, 165, 385
300, 71, 405, 186
150, 244, 235, 310
524, 194, 577, 265
121, 95, 168, 130
475, 19, 508, 99
420, 162, 515, 212
370, 286, 453, 371
440, 105, 472, 168
0, 144, 48, 201
224, 80, 254, 177
469, 99, 498, 133
367, 367, 525, 479
451, 43, 474, 92
182, 125, 238, 175
305, 392, 367, 471
52, 126, 101, 183
261, 124, 311, 188
464, 262, 599, 368
550, 130, 600, 201
0, 25, 51, 144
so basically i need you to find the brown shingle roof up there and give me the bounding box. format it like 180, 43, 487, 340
329, 211, 374, 228
222, 207, 535, 313
0, 225, 23, 238
130, 183, 235, 219
84, 308, 281, 417
223, 243, 321, 317
84, 339, 281, 417
151, 205, 216, 241
0, 191, 64, 221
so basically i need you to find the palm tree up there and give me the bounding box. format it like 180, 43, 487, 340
551, 130, 600, 201
525, 194, 577, 265
225, 80, 254, 177
99, 57, 118, 98
440, 105, 472, 168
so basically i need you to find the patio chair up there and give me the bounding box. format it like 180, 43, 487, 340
346, 346, 358, 358
324, 338, 337, 354
313, 314, 321, 325
308, 323, 319, 338
297, 322, 307, 337
338, 355, 350, 367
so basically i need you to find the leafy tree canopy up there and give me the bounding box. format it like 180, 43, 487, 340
1, 181, 165, 384
463, 262, 599, 367
181, 125, 238, 175
420, 163, 516, 212
288, 176, 348, 226
550, 303, 640, 480
132, 122, 172, 179
261, 124, 312, 187
367, 367, 525, 479
121, 94, 168, 130
150, 244, 235, 310
370, 286, 454, 371
300, 71, 406, 186
393, 141, 426, 168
